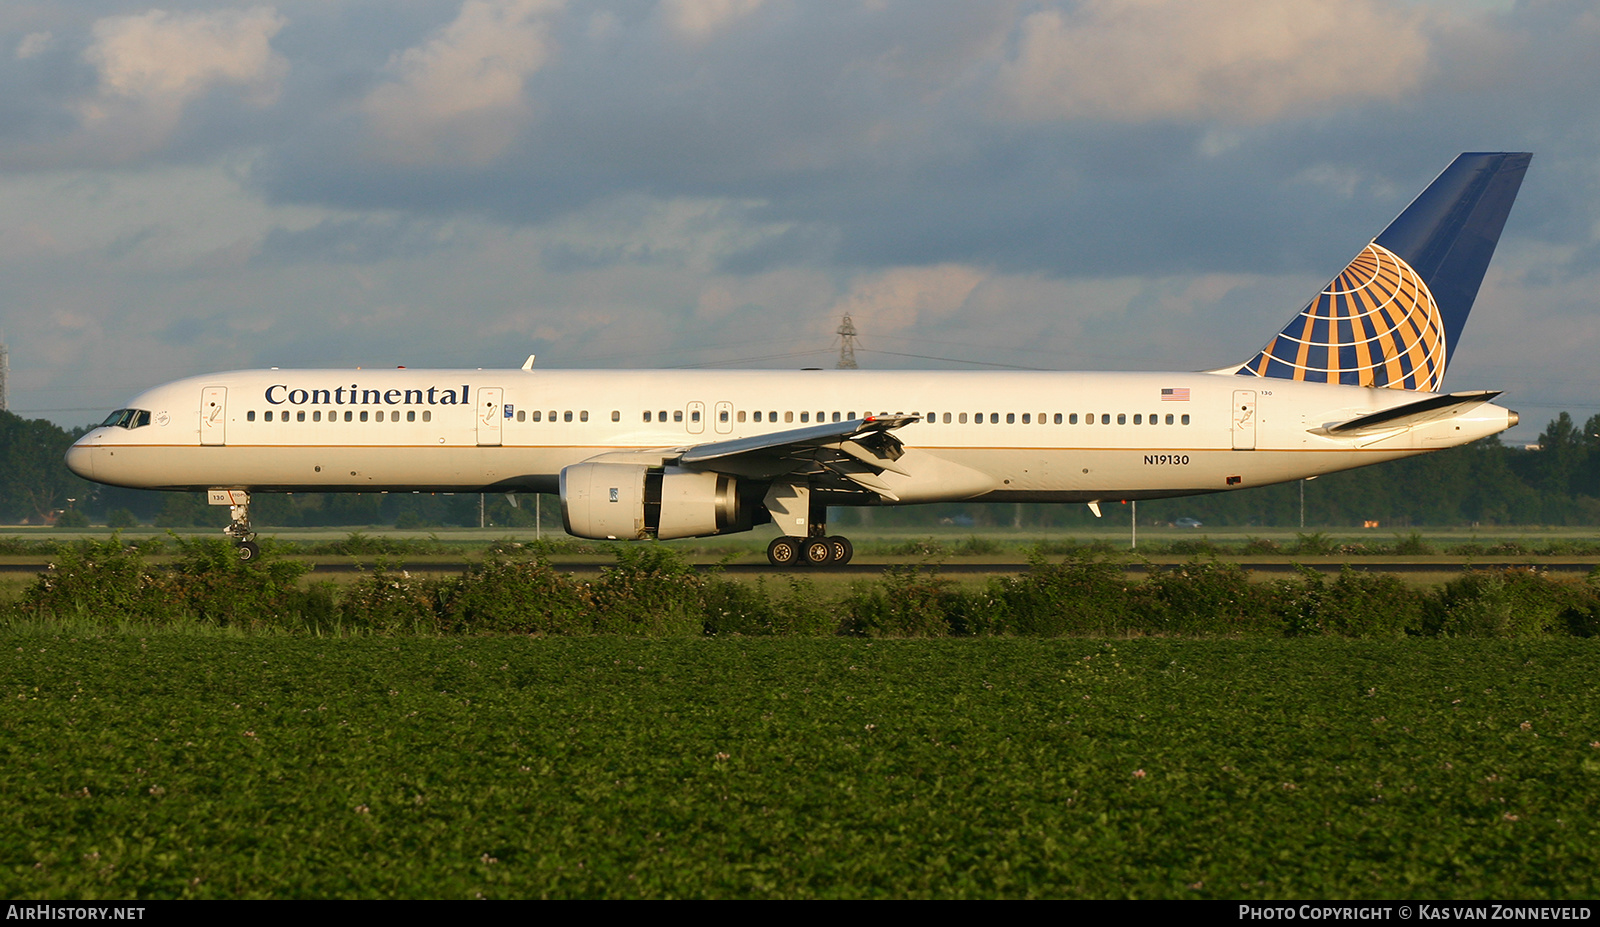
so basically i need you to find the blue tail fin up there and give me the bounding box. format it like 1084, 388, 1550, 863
1238, 152, 1530, 391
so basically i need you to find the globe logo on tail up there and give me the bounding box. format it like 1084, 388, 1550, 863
1243, 242, 1447, 392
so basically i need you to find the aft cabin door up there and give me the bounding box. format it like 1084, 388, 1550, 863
477, 387, 504, 447
1232, 390, 1257, 450
201, 387, 226, 446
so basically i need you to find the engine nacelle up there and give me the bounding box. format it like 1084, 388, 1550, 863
560, 463, 748, 540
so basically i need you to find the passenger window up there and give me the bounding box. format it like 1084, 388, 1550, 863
314, 411, 322, 422
344, 411, 353, 422
360, 411, 368, 422
832, 412, 840, 422
690, 410, 700, 423
737, 411, 746, 423
392, 411, 400, 422
1007, 413, 1015, 424
564, 411, 572, 422
959, 413, 967, 423
771, 411, 779, 421
801, 412, 810, 423
1069, 414, 1077, 424
1021, 413, 1030, 424
532, 411, 542, 422
1181, 414, 1190, 425
580, 411, 589, 422
517, 411, 525, 422
1165, 414, 1174, 425
943, 413, 952, 423
658, 411, 666, 422
674, 410, 683, 423
990, 413, 999, 424
643, 411, 652, 422
973, 413, 982, 424
785, 412, 793, 423
1117, 414, 1126, 424
265, 410, 274, 422
720, 409, 730, 423
1133, 414, 1141, 424
1055, 413, 1063, 424
408, 411, 416, 422
753, 411, 761, 422
1150, 413, 1158, 425
422, 411, 432, 422
248, 411, 256, 422
298, 411, 306, 422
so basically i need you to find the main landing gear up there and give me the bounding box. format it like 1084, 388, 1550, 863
767, 534, 854, 567
762, 481, 855, 567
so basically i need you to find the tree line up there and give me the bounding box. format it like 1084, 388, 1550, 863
4, 408, 1598, 530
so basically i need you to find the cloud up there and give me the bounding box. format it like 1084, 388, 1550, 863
361, 0, 561, 166
998, 0, 1431, 124
660, 0, 767, 42
77, 7, 286, 155
16, 32, 52, 60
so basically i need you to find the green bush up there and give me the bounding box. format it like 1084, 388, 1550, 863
842, 566, 957, 637
1137, 560, 1275, 635
987, 553, 1134, 636
339, 563, 445, 634
15, 538, 170, 624
586, 545, 706, 636
1277, 567, 1422, 638
1426, 568, 1570, 637
438, 555, 589, 634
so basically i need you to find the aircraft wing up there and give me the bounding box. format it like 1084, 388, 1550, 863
675, 413, 921, 499
1310, 390, 1503, 437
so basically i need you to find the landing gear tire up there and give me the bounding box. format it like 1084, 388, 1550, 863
767, 537, 800, 567
802, 537, 834, 565
827, 536, 853, 565
238, 541, 260, 562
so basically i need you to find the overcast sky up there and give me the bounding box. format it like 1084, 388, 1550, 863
2, 0, 1594, 443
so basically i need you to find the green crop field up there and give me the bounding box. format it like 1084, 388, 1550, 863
4, 636, 1598, 899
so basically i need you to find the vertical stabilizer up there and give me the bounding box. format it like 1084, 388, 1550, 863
1238, 152, 1530, 391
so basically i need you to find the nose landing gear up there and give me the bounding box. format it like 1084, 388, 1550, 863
212, 490, 259, 562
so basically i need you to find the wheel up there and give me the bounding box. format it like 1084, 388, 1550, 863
828, 536, 853, 565
766, 536, 799, 567
238, 541, 260, 562
802, 537, 834, 565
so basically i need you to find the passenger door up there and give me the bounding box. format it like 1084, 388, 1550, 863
201, 387, 227, 446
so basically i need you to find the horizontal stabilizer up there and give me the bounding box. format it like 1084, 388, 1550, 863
1311, 390, 1502, 437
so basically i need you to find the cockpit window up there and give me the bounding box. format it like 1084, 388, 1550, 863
99, 409, 151, 429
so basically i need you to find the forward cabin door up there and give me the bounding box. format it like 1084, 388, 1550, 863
1231, 390, 1257, 450
201, 387, 227, 446
477, 387, 504, 446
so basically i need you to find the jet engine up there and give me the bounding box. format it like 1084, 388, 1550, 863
559, 462, 749, 540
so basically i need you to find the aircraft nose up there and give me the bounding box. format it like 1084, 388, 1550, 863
64, 442, 96, 481
1508, 409, 1520, 428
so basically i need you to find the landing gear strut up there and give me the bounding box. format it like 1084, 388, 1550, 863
763, 483, 854, 567
215, 490, 259, 562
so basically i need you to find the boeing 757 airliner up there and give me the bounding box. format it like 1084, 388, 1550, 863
66, 153, 1531, 566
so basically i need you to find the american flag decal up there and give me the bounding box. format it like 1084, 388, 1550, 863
1161, 388, 1190, 401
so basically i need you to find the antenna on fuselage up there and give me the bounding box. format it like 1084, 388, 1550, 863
836, 315, 859, 369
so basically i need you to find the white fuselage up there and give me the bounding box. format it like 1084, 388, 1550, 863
66, 367, 1515, 506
